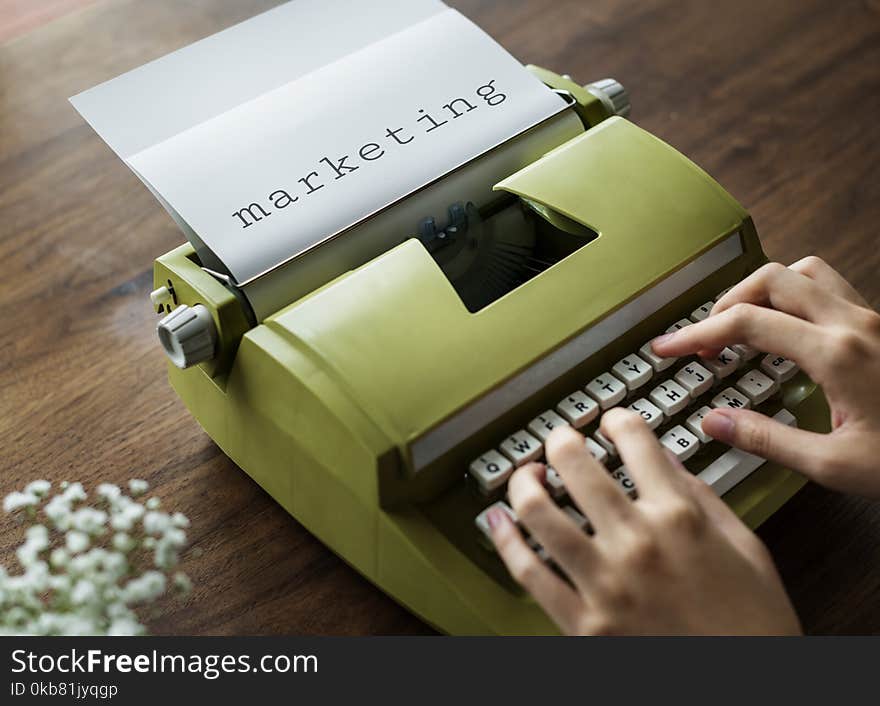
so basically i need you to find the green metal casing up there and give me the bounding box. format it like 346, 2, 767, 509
152, 81, 829, 634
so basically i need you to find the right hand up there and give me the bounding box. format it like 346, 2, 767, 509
651, 256, 880, 499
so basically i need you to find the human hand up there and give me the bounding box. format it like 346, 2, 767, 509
486, 411, 801, 635
652, 256, 880, 498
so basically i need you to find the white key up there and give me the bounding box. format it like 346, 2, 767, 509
562, 505, 590, 531
711, 387, 751, 410
468, 450, 514, 493
527, 410, 570, 442
674, 362, 713, 397
690, 301, 714, 322
648, 380, 690, 416
556, 391, 599, 428
627, 398, 664, 430
475, 501, 517, 545
608, 465, 638, 498
735, 369, 779, 405
666, 318, 693, 334
761, 354, 798, 382
545, 466, 567, 499
594, 430, 617, 456
638, 341, 676, 372
612, 354, 653, 391
499, 430, 543, 466
698, 409, 797, 495
584, 436, 609, 464
586, 373, 627, 409
704, 346, 740, 379
685, 406, 714, 443
715, 286, 732, 302
732, 344, 760, 361
659, 425, 700, 462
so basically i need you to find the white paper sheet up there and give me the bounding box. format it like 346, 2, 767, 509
71, 1, 570, 285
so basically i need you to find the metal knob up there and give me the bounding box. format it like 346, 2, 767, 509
156, 304, 217, 369
584, 78, 630, 117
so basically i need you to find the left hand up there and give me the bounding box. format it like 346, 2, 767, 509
486, 408, 801, 635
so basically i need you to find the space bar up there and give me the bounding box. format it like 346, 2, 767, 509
697, 409, 797, 496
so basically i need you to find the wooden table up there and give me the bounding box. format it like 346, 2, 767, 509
2, 0, 878, 635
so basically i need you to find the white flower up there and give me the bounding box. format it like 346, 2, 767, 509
112, 532, 136, 553
96, 483, 122, 504
143, 511, 172, 536
4, 491, 38, 513
43, 496, 74, 531
173, 572, 192, 594
3, 479, 192, 636
50, 548, 70, 568
128, 479, 149, 496
25, 480, 51, 497
70, 579, 98, 606
65, 530, 90, 554
107, 617, 145, 636
61, 482, 87, 503
122, 571, 166, 604
102, 552, 128, 580
70, 507, 108, 536
109, 500, 144, 532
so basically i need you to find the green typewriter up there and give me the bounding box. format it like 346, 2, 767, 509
148, 68, 828, 634
71, 2, 829, 635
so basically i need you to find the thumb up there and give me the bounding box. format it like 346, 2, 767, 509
702, 408, 830, 479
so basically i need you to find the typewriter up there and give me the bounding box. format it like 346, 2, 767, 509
144, 64, 829, 634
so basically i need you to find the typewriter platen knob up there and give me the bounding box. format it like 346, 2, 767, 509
156, 304, 217, 369
584, 78, 630, 118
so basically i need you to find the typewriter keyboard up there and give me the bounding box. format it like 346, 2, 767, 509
471, 285, 800, 550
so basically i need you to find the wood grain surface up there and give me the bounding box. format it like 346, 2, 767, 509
1, 0, 878, 634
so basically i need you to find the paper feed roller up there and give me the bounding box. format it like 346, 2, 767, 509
153, 117, 761, 498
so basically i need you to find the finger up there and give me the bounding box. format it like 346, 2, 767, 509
651, 304, 825, 373
712, 262, 848, 324
701, 408, 832, 479
507, 464, 599, 587
487, 506, 584, 634
789, 256, 869, 307
664, 449, 771, 564
600, 408, 684, 499
545, 426, 634, 529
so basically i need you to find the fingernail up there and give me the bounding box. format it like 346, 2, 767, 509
486, 508, 504, 530
703, 410, 735, 442
652, 332, 675, 348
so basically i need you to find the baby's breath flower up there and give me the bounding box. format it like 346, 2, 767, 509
4, 491, 38, 513
107, 617, 145, 636
173, 572, 192, 594
3, 480, 192, 636
110, 500, 144, 532
122, 571, 166, 604
71, 507, 108, 536
61, 482, 87, 504
70, 579, 98, 606
96, 484, 122, 504
112, 532, 136, 553
65, 530, 90, 554
143, 511, 172, 536
25, 480, 51, 497
128, 479, 148, 496
49, 548, 70, 568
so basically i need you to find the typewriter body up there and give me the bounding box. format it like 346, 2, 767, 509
150, 68, 829, 635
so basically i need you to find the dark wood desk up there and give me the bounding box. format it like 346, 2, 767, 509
1, 0, 878, 634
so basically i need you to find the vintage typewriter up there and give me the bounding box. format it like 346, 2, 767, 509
142, 64, 829, 634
